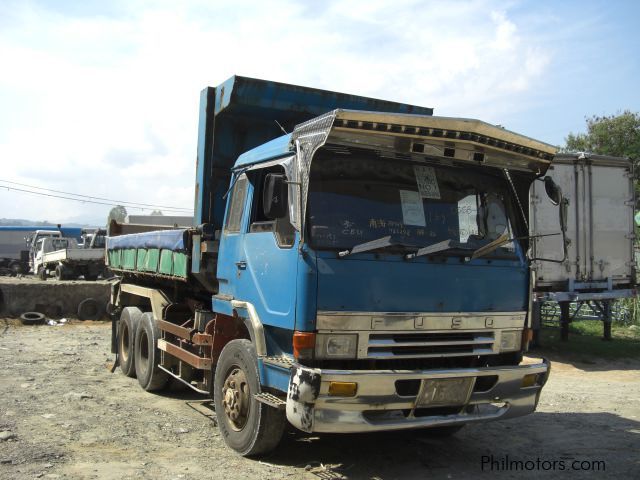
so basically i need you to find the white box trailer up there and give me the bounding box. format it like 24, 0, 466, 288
530, 152, 636, 297
529, 152, 636, 339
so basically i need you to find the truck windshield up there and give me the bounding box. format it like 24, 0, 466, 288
307, 149, 518, 257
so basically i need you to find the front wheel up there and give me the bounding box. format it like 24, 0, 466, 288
9, 261, 22, 276
214, 339, 285, 456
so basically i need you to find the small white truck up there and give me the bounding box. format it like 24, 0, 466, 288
34, 236, 105, 281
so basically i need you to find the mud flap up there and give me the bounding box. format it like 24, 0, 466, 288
286, 367, 321, 432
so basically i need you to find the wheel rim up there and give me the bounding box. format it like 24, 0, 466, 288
120, 323, 129, 363
138, 329, 149, 376
222, 367, 250, 431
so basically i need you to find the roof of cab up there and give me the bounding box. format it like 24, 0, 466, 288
234, 133, 293, 169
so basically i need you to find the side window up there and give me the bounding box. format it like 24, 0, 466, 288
224, 174, 248, 233
248, 166, 295, 248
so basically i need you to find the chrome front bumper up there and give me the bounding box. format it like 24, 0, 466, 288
286, 359, 550, 433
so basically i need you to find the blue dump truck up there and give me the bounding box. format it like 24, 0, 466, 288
107, 75, 561, 456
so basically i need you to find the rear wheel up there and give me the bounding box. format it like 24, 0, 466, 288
134, 312, 169, 391
119, 307, 142, 377
214, 339, 285, 456
54, 265, 67, 281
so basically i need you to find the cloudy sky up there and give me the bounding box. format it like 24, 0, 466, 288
1, 0, 638, 226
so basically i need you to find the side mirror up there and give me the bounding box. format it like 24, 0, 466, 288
544, 177, 561, 206
263, 173, 288, 219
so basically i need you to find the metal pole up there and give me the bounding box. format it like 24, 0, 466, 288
560, 301, 570, 341
603, 300, 612, 341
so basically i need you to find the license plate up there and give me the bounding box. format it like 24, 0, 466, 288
417, 377, 474, 407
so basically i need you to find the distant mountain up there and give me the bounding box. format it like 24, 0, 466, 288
0, 218, 92, 227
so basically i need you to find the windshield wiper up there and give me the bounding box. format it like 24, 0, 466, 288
470, 232, 561, 260
405, 239, 475, 260
338, 235, 417, 257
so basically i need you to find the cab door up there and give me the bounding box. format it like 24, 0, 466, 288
216, 173, 250, 301
236, 165, 299, 330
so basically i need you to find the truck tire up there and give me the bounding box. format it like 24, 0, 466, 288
119, 307, 142, 377
37, 266, 47, 281
55, 265, 67, 281
20, 311, 45, 325
9, 261, 22, 276
134, 312, 169, 392
214, 339, 285, 456
77, 298, 102, 320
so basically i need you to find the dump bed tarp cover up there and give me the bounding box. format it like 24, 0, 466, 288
106, 229, 187, 251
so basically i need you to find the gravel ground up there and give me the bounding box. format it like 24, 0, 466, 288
0, 320, 638, 480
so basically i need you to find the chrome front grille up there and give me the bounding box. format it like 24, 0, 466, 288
365, 331, 495, 359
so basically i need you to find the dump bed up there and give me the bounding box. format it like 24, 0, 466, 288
194, 75, 433, 229
43, 248, 103, 264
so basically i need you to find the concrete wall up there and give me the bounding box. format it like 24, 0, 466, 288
0, 278, 111, 319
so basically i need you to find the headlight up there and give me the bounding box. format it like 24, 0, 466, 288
499, 330, 522, 352
315, 334, 358, 359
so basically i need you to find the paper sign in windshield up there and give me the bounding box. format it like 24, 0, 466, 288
399, 190, 426, 227
414, 165, 441, 199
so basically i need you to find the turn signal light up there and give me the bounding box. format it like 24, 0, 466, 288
293, 331, 316, 359
521, 373, 538, 388
328, 381, 358, 397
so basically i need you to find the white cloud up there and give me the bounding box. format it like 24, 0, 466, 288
0, 0, 556, 224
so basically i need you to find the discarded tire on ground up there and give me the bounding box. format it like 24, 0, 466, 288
118, 307, 142, 377
77, 298, 102, 320
19, 311, 46, 325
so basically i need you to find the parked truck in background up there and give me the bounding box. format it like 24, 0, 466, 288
33, 231, 106, 281
529, 152, 636, 340
107, 76, 562, 455
0, 225, 82, 275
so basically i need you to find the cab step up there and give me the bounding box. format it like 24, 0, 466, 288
254, 392, 286, 410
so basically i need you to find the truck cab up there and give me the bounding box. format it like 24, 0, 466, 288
107, 76, 557, 456
26, 230, 63, 273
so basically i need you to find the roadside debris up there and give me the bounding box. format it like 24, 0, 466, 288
0, 431, 16, 441
19, 311, 45, 325
62, 391, 93, 400
77, 298, 102, 321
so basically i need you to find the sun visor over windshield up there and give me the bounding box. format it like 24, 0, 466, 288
290, 109, 556, 233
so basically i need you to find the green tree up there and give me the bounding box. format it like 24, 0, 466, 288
564, 110, 640, 159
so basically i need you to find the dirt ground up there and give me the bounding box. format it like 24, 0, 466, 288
0, 320, 638, 480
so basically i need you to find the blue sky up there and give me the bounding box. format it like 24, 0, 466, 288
0, 0, 638, 224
